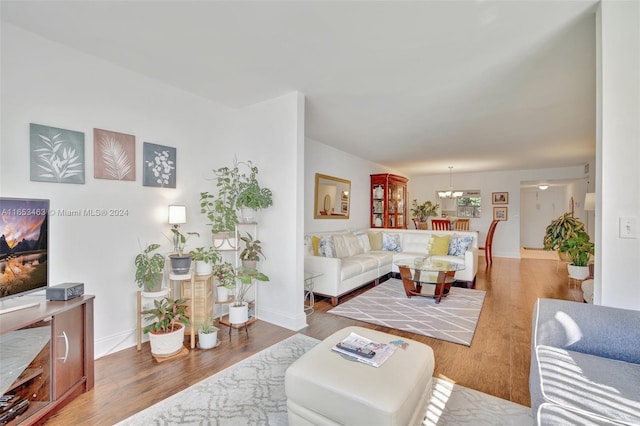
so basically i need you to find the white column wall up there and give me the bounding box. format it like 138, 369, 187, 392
597, 1, 640, 309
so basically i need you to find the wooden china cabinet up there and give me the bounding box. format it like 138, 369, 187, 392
370, 173, 408, 229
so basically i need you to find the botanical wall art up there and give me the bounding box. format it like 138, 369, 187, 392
143, 142, 176, 188
30, 123, 85, 184
93, 128, 135, 181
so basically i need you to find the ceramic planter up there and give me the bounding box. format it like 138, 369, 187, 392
568, 264, 590, 280
216, 285, 230, 302
148, 323, 185, 357
195, 260, 212, 275
170, 254, 192, 275
240, 207, 257, 222
228, 302, 249, 324
212, 232, 236, 251
241, 259, 258, 269
198, 329, 218, 349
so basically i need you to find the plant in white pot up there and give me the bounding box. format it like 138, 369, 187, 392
197, 314, 219, 349
410, 199, 439, 229
212, 261, 235, 302
142, 297, 190, 357
236, 162, 273, 222
559, 231, 594, 280
134, 243, 165, 292
228, 266, 269, 324
189, 246, 221, 275
239, 232, 265, 269
166, 228, 199, 274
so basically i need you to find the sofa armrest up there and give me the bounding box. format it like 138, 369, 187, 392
532, 298, 640, 364
304, 255, 342, 296
464, 247, 479, 276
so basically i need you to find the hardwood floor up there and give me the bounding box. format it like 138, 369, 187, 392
44, 256, 584, 425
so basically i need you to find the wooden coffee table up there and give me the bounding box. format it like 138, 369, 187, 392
394, 258, 465, 303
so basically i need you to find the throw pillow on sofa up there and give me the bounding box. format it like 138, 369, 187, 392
430, 235, 451, 255
318, 236, 336, 257
382, 233, 401, 252
311, 235, 321, 256
449, 235, 473, 256
368, 231, 383, 250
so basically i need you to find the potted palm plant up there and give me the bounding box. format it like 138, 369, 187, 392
228, 266, 269, 324
166, 228, 199, 274
559, 231, 594, 279
197, 313, 219, 349
189, 246, 221, 275
410, 200, 439, 229
142, 297, 190, 357
543, 212, 586, 261
134, 243, 165, 292
239, 232, 265, 269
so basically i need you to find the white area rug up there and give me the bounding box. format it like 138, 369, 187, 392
328, 278, 486, 346
118, 334, 531, 425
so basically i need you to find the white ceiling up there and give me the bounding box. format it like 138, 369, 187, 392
1, 0, 599, 175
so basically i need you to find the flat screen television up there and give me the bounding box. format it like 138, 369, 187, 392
0, 197, 49, 313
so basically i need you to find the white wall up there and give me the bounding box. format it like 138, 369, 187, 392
304, 139, 399, 233
1, 24, 304, 356
597, 1, 640, 309
408, 166, 586, 258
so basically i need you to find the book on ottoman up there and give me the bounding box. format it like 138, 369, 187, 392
331, 332, 396, 367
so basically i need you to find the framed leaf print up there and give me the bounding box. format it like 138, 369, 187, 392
30, 123, 85, 184
94, 128, 135, 181
143, 142, 176, 188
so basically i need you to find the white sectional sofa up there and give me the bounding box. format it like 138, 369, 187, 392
304, 228, 479, 306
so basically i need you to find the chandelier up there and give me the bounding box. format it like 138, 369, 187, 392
438, 166, 463, 199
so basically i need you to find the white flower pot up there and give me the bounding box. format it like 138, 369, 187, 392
195, 260, 212, 275
148, 323, 185, 358
240, 207, 257, 222
198, 329, 218, 349
228, 302, 248, 324
568, 264, 590, 280
217, 286, 229, 302
212, 232, 236, 250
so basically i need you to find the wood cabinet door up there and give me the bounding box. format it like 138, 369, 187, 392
52, 306, 85, 399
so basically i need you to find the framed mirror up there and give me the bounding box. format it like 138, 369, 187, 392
314, 173, 351, 219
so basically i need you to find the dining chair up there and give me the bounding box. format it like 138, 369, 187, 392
455, 218, 470, 230
412, 218, 420, 229
485, 220, 500, 267
431, 219, 451, 230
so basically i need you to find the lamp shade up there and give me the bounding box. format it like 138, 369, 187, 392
584, 193, 596, 211
168, 205, 186, 224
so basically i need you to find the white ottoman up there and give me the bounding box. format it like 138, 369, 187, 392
285, 326, 434, 426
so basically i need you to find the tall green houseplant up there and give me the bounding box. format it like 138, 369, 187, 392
543, 212, 586, 253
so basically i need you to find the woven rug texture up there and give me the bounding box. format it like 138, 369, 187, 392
118, 333, 531, 425
328, 278, 486, 346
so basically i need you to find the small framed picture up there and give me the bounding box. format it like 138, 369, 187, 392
493, 206, 508, 221
341, 202, 348, 214
492, 192, 508, 204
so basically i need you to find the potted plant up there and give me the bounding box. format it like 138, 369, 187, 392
197, 313, 219, 349
236, 162, 273, 222
141, 297, 190, 357
166, 228, 199, 274
543, 212, 586, 260
212, 261, 235, 302
239, 232, 265, 269
189, 246, 221, 275
559, 230, 594, 279
410, 199, 439, 229
134, 243, 165, 292
228, 266, 269, 324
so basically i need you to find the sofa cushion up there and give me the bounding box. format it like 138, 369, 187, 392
535, 345, 640, 425
430, 235, 451, 255
354, 231, 371, 253
368, 231, 382, 250
319, 236, 336, 258
448, 235, 474, 256
382, 233, 402, 251
401, 232, 432, 255
333, 233, 363, 258
340, 258, 365, 280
